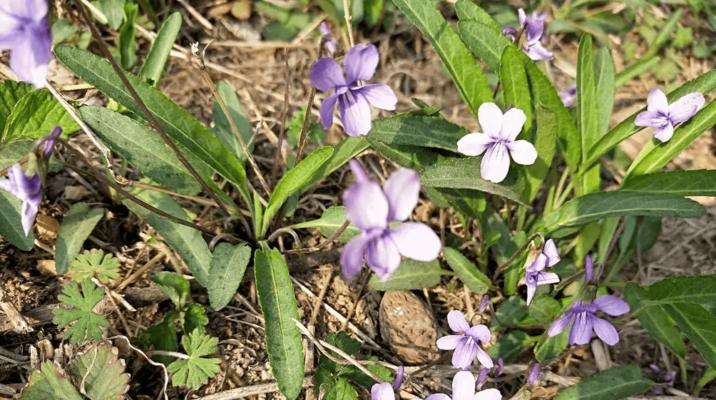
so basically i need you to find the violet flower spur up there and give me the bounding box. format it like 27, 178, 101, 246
457, 103, 537, 183
522, 239, 560, 305
635, 88, 705, 143
0, 0, 52, 88
340, 160, 441, 281
547, 295, 629, 346
309, 43, 397, 136
437, 310, 493, 369
0, 164, 42, 235
425, 371, 502, 400
319, 22, 337, 55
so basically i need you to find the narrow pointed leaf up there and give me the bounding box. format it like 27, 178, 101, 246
369, 114, 467, 152
455, 0, 500, 31
664, 303, 716, 369
139, 12, 182, 86
576, 35, 599, 195
0, 190, 34, 251
621, 170, 716, 197
555, 365, 652, 400
55, 203, 104, 275
443, 247, 490, 294
368, 259, 442, 291
458, 20, 514, 71
207, 243, 251, 310
499, 46, 532, 133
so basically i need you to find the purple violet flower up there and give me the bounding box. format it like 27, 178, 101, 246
426, 371, 502, 400
310, 43, 397, 137
437, 310, 494, 369
527, 362, 541, 385
0, 164, 42, 235
371, 366, 405, 400
457, 103, 537, 183
548, 295, 630, 346
635, 88, 705, 143
0, 0, 52, 88
341, 160, 441, 280
503, 9, 553, 61
392, 365, 405, 391
560, 84, 577, 108
319, 22, 337, 55
523, 239, 561, 305
584, 254, 595, 283
38, 126, 61, 157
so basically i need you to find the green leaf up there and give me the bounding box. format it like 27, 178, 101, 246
118, 1, 138, 70
142, 313, 179, 364
0, 81, 33, 132
124, 189, 212, 286
626, 99, 716, 177
499, 46, 531, 133
555, 365, 652, 400
69, 249, 120, 283
139, 12, 182, 86
54, 45, 251, 204
526, 108, 557, 201
665, 303, 716, 369
624, 283, 686, 358
55, 203, 104, 275
325, 378, 358, 400
443, 247, 490, 294
326, 332, 361, 355
301, 136, 369, 193
586, 70, 716, 169
153, 271, 190, 310
369, 114, 467, 152
2, 89, 78, 142
540, 192, 705, 232
621, 170, 716, 197
576, 35, 599, 195
0, 190, 34, 251
594, 47, 615, 138
487, 330, 534, 362
390, 0, 492, 115
369, 259, 443, 291
458, 20, 514, 73
20, 362, 83, 400
261, 146, 333, 237
167, 330, 221, 389
207, 243, 251, 310
53, 280, 109, 343
494, 296, 529, 328
254, 248, 305, 400
645, 275, 716, 310
68, 344, 130, 400
534, 330, 568, 362
212, 80, 253, 161
454, 0, 500, 31
289, 206, 360, 243
0, 140, 33, 170
80, 106, 200, 195
96, 0, 126, 29
527, 296, 563, 326
184, 303, 209, 334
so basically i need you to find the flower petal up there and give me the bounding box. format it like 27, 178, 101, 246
447, 310, 470, 333
389, 223, 441, 262
669, 92, 705, 124
9, 30, 51, 88
474, 388, 502, 400
474, 346, 494, 369
319, 93, 339, 130
524, 42, 553, 61
20, 200, 38, 236
0, 0, 48, 21
569, 312, 594, 345
548, 313, 572, 337
466, 324, 491, 344
526, 281, 537, 305
437, 334, 463, 350
452, 338, 478, 369
592, 317, 620, 346
543, 239, 560, 267
340, 234, 371, 280
635, 110, 668, 128
480, 142, 510, 183
310, 57, 346, 92
344, 43, 379, 83
507, 140, 537, 165
339, 90, 373, 136
646, 88, 669, 113
478, 102, 504, 138
357, 83, 397, 111
500, 108, 527, 141
593, 295, 630, 316
452, 371, 477, 400
457, 132, 493, 156
425, 395, 451, 400
366, 235, 401, 280
383, 168, 420, 221
654, 123, 674, 143
371, 383, 395, 400
343, 178, 389, 231
536, 271, 560, 286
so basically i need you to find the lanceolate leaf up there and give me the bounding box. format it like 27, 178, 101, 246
0, 81, 33, 133
593, 47, 615, 137
0, 140, 33, 170
390, 0, 493, 115
2, 89, 78, 142
454, 0, 500, 31
212, 80, 253, 161
664, 303, 716, 369
576, 35, 599, 195
301, 137, 369, 194
369, 114, 467, 153
499, 46, 532, 134
289, 206, 360, 243
443, 247, 490, 294
0, 190, 34, 251
458, 20, 513, 71
540, 192, 705, 232
368, 259, 443, 291
254, 248, 305, 400
621, 170, 716, 197
624, 283, 686, 358
55, 203, 104, 275
526, 108, 557, 201
207, 243, 252, 311
639, 275, 716, 311
138, 12, 181, 86
555, 365, 652, 400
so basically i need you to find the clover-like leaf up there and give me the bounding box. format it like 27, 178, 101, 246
53, 280, 109, 343
167, 330, 221, 389
69, 249, 120, 283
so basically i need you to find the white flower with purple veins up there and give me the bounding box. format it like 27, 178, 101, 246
426, 371, 502, 400
310, 43, 397, 136
0, 0, 52, 88
0, 164, 42, 235
457, 103, 537, 183
437, 310, 493, 370
503, 9, 553, 61
523, 239, 561, 305
635, 88, 705, 143
341, 160, 441, 281
548, 295, 629, 346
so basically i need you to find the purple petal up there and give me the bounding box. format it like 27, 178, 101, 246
593, 295, 629, 316
452, 338, 478, 369
500, 108, 526, 140
584, 254, 594, 283
392, 366, 404, 391
569, 312, 594, 345
543, 239, 560, 266
592, 317, 620, 346
356, 83, 397, 111
527, 363, 541, 385
457, 132, 493, 156
447, 310, 470, 333
344, 43, 379, 84
0, 0, 48, 21
480, 142, 510, 183
340, 234, 372, 280
437, 334, 463, 350
517, 9, 527, 26
310, 57, 346, 92
8, 26, 51, 88
502, 26, 518, 42
389, 223, 441, 262
366, 235, 401, 280
654, 123, 675, 143
452, 370, 476, 400
343, 174, 389, 231
635, 110, 668, 128
669, 92, 705, 124
371, 383, 395, 400
647, 88, 669, 113
536, 271, 560, 286
466, 324, 491, 344
474, 388, 502, 400
319, 93, 339, 130
474, 346, 494, 369
425, 395, 451, 400
524, 42, 553, 61
525, 281, 537, 305
21, 200, 38, 236
548, 313, 572, 337
478, 102, 504, 138
383, 168, 420, 221
528, 254, 548, 272
507, 139, 537, 165
339, 90, 373, 136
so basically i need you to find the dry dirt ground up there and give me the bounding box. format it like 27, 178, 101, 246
0, 1, 714, 399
